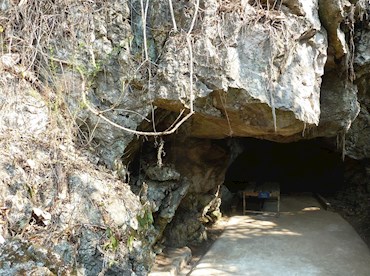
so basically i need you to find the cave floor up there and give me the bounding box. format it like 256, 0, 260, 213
189, 195, 370, 276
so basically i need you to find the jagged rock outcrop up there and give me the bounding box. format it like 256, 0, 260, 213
346, 19, 370, 159
162, 138, 228, 245
131, 160, 190, 246
154, 0, 327, 138
316, 72, 360, 137
1, 0, 370, 274
319, 0, 352, 61
0, 72, 152, 275
129, 138, 228, 246
346, 106, 370, 159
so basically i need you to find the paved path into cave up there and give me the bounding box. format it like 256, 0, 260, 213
189, 195, 370, 276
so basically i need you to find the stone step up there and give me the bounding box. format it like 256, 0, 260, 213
149, 247, 192, 276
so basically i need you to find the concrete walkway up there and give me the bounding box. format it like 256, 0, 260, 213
190, 195, 370, 276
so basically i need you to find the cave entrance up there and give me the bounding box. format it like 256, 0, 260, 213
222, 138, 344, 213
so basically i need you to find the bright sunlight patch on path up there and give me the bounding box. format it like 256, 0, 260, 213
190, 195, 370, 276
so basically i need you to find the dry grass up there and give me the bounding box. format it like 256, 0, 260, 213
1, 1, 66, 71
1, 0, 198, 141
0, 1, 97, 143
0, 2, 201, 271
0, 70, 136, 273
0, 2, 127, 267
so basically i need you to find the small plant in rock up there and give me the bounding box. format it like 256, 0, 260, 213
104, 228, 119, 252
127, 205, 154, 253
137, 208, 154, 233
127, 231, 135, 253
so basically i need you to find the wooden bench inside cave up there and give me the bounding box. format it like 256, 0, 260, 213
242, 182, 280, 216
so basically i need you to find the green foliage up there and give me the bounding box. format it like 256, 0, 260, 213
127, 207, 154, 252
104, 228, 119, 251
48, 47, 58, 75
25, 183, 35, 199
137, 209, 154, 230
127, 232, 135, 252
78, 100, 88, 110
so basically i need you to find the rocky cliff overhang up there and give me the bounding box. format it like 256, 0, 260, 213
154, 0, 327, 139
1, 0, 370, 273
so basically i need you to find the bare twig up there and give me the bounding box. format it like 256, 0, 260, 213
156, 137, 164, 168
185, 0, 200, 113
187, 36, 194, 113
187, 0, 200, 35
218, 91, 233, 136
168, 0, 178, 32
110, 109, 151, 122
163, 109, 186, 131
140, 0, 150, 62
80, 71, 194, 136
140, 0, 157, 133
3, 0, 199, 138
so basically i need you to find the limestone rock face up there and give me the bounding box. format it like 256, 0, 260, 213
319, 0, 351, 60
0, 57, 48, 136
168, 139, 230, 194
355, 28, 370, 79
2, 0, 370, 272
154, 0, 327, 138
346, 106, 370, 159
317, 72, 360, 137
345, 19, 370, 159
46, 1, 152, 170
0, 240, 66, 275
160, 138, 229, 245
12, 0, 365, 163
0, 73, 151, 275
130, 138, 229, 246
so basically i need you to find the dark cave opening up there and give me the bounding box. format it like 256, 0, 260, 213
221, 138, 370, 247
224, 138, 344, 196
126, 133, 370, 249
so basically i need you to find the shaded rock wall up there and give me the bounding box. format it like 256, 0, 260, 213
1, 0, 370, 273
346, 19, 370, 159
129, 138, 228, 247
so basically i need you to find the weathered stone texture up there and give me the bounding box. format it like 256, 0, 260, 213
1, 0, 370, 273
155, 0, 327, 138
0, 73, 151, 275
